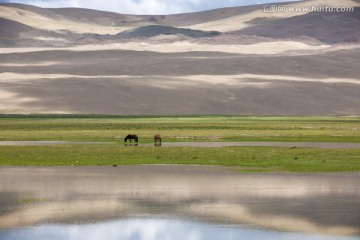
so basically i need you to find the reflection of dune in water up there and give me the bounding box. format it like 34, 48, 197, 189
0, 200, 130, 229
0, 166, 359, 236
0, 199, 358, 236
185, 202, 358, 236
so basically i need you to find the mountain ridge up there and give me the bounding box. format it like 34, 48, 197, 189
1, 0, 359, 46
0, 1, 359, 115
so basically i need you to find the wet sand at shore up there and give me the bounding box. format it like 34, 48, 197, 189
0, 166, 359, 235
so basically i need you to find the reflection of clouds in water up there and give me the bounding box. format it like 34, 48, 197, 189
1, 219, 359, 240
62, 219, 202, 240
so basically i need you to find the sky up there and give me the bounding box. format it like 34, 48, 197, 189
0, 0, 300, 14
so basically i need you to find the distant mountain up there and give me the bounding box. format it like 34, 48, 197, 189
237, 7, 360, 43
1, 1, 360, 115
0, 17, 78, 47
1, 0, 359, 46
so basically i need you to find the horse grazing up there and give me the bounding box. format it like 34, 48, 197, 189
154, 134, 161, 143
124, 134, 138, 144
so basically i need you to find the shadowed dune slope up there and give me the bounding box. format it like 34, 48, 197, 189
1, 48, 359, 115
1, 1, 360, 44
0, 18, 33, 45
237, 8, 360, 43
115, 25, 220, 39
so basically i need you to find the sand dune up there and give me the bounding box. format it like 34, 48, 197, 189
0, 1, 359, 115
0, 40, 339, 55
1, 73, 359, 85
185, 0, 360, 32
0, 5, 141, 34
2, 0, 359, 43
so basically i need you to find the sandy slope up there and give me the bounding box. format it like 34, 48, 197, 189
0, 41, 350, 55
1, 73, 359, 85
0, 44, 359, 115
0, 1, 359, 115
185, 0, 360, 32
0, 5, 143, 34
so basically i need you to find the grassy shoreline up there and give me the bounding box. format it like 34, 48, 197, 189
0, 115, 359, 171
0, 145, 359, 172
1, 115, 359, 142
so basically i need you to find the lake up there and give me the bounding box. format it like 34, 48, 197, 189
0, 166, 359, 239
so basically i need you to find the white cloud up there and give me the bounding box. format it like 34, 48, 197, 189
7, 0, 300, 14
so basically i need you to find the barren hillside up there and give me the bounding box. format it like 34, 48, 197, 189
0, 0, 359, 115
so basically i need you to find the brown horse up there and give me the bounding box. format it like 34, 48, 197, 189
154, 134, 161, 143
124, 134, 138, 144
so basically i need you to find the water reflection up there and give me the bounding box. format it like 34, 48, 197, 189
1, 218, 358, 240
1, 166, 359, 236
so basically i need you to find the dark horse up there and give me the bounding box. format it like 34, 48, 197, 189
124, 134, 138, 144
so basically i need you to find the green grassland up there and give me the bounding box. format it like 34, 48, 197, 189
0, 115, 359, 171
1, 115, 359, 142
1, 145, 359, 172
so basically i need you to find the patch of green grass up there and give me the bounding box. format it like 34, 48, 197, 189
0, 145, 359, 172
0, 115, 359, 172
17, 198, 39, 204
0, 115, 359, 142
16, 198, 52, 204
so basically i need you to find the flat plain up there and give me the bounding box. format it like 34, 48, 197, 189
0, 115, 359, 172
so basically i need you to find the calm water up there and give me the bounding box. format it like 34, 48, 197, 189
1, 166, 359, 239
1, 218, 358, 240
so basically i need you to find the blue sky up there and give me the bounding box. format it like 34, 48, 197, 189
0, 0, 300, 14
